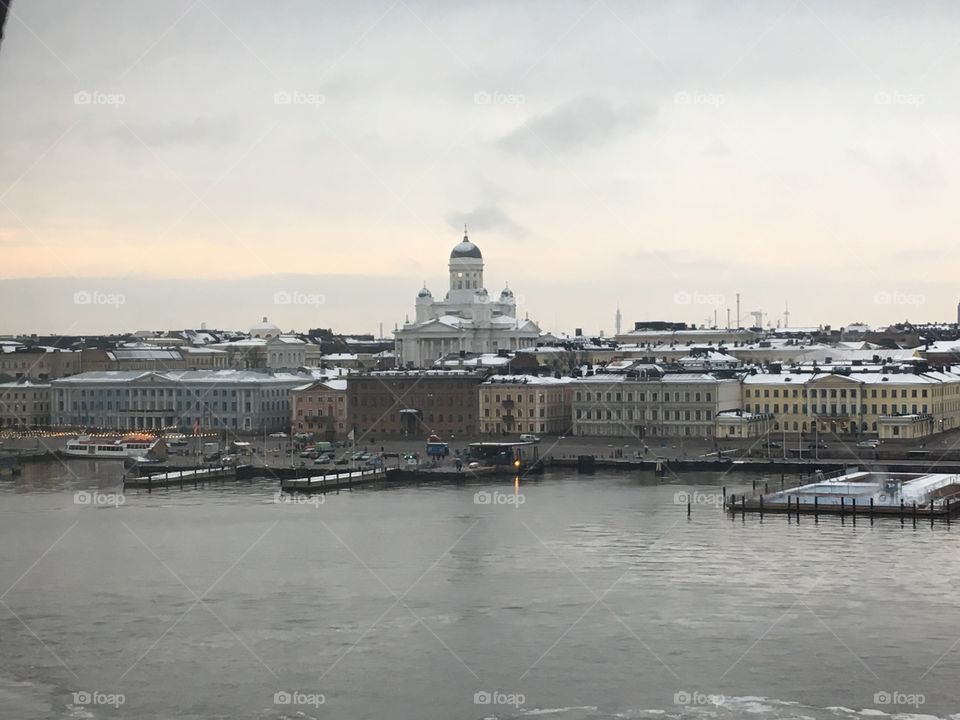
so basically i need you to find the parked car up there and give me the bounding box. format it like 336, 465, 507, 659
767, 441, 782, 449
808, 441, 828, 449
519, 434, 541, 443
856, 439, 880, 449
269, 432, 288, 438
334, 457, 350, 465
313, 455, 331, 465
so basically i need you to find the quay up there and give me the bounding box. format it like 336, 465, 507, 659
726, 469, 960, 520
280, 467, 390, 493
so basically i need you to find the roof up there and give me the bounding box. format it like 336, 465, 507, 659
52, 370, 309, 386
482, 374, 571, 386
450, 233, 482, 259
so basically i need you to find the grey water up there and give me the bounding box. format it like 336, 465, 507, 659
1, 460, 959, 719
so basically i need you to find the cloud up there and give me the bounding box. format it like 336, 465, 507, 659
445, 205, 526, 237
497, 96, 656, 158
110, 118, 236, 148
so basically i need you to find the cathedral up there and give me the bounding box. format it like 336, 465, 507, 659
394, 230, 541, 368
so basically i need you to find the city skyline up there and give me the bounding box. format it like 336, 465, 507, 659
2, 1, 958, 332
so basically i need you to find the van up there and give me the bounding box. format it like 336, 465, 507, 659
519, 434, 541, 443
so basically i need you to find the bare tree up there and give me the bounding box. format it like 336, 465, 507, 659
0, 1, 9, 52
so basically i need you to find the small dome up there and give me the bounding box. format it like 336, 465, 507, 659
500, 286, 514, 298
417, 286, 432, 299
450, 230, 482, 260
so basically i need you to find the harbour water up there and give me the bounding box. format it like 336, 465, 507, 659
2, 461, 960, 719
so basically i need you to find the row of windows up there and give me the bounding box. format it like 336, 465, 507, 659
577, 409, 714, 421
574, 390, 713, 403
745, 403, 930, 416
747, 387, 930, 399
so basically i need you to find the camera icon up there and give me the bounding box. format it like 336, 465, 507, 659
673, 290, 692, 305
474, 490, 492, 505
273, 290, 292, 305
73, 290, 92, 305
874, 691, 891, 705
274, 690, 292, 705
72, 691, 92, 704
673, 91, 691, 105
873, 290, 892, 305
274, 91, 292, 105
474, 691, 492, 704
73, 91, 92, 105
74, 491, 92, 505
673, 491, 690, 505
474, 91, 491, 105
673, 690, 691, 705
873, 91, 892, 105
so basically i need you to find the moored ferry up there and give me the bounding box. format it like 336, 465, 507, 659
63, 434, 165, 460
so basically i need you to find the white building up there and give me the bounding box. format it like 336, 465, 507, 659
394, 230, 541, 367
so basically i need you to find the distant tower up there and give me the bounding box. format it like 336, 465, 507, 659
956, 301, 960, 325
615, 305, 622, 336
783, 301, 790, 328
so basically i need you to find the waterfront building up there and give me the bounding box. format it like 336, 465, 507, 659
290, 378, 349, 440
742, 364, 960, 439
571, 365, 740, 439
346, 370, 483, 440
0, 380, 52, 428
479, 375, 573, 436
615, 325, 758, 346
51, 370, 306, 432
394, 231, 541, 368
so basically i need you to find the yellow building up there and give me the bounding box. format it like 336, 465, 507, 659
742, 366, 960, 439
479, 375, 572, 436
291, 379, 349, 441
0, 380, 52, 428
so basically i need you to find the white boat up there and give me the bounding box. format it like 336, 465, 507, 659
63, 435, 163, 460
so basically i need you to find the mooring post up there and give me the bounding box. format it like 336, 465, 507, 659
723, 486, 727, 501
814, 495, 819, 518
759, 495, 764, 517
851, 497, 856, 524
840, 496, 845, 516
947, 498, 951, 525
765, 482, 769, 494
687, 500, 691, 518
752, 479, 757, 493
741, 494, 746, 517
900, 499, 905, 525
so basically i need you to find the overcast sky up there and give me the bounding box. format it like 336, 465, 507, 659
1, 0, 958, 336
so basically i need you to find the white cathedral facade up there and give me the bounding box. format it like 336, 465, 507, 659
394, 231, 541, 368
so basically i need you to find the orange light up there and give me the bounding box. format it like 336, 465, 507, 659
513, 459, 521, 468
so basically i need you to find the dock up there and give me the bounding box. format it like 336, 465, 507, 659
280, 467, 389, 493
123, 464, 240, 489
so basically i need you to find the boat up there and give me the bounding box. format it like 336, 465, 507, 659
63, 434, 166, 461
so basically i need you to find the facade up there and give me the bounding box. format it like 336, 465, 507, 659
0, 347, 80, 380
0, 380, 52, 428
51, 370, 306, 432
742, 365, 960, 438
479, 375, 572, 436
394, 231, 541, 368
291, 379, 349, 441
715, 409, 774, 438
571, 367, 740, 438
266, 336, 308, 369
346, 370, 483, 439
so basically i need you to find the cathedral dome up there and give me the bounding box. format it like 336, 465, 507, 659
417, 285, 432, 299
450, 230, 482, 260
500, 286, 514, 299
